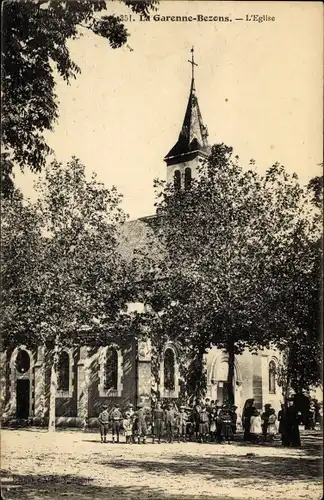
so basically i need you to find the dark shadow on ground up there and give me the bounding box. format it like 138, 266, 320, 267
0, 472, 230, 500
99, 453, 322, 483
82, 431, 323, 456
1, 434, 322, 500
95, 433, 323, 484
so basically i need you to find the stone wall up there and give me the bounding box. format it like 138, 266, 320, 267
87, 340, 137, 420
1, 340, 138, 428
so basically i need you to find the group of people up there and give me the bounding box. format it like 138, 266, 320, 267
98, 398, 239, 444
98, 396, 311, 447
242, 397, 302, 447
150, 399, 239, 444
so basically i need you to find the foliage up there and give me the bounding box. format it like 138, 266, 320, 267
276, 175, 323, 394
1, 189, 43, 347
142, 144, 322, 401
1, 157, 145, 429
1, 0, 158, 196
307, 174, 323, 209
1, 158, 140, 352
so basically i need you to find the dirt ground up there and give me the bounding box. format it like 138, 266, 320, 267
1, 429, 322, 500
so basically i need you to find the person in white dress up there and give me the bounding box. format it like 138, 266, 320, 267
250, 409, 262, 444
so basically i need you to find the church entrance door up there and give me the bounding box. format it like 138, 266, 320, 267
16, 379, 30, 419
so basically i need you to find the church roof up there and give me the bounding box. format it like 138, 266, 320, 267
164, 61, 210, 160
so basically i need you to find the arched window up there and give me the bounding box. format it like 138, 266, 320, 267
174, 170, 181, 191
269, 360, 276, 394
57, 351, 69, 392
105, 348, 118, 391
184, 167, 192, 190
16, 350, 30, 374
164, 348, 175, 391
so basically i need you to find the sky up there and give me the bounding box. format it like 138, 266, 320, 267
16, 1, 323, 220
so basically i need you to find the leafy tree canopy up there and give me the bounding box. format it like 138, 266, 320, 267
1, 158, 139, 352
142, 144, 322, 399
1, 0, 158, 196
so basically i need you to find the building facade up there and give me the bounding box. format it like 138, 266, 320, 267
1, 54, 283, 427
1, 342, 282, 427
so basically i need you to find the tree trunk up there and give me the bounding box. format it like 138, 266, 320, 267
186, 349, 206, 402
281, 347, 291, 402
48, 342, 59, 432
226, 339, 235, 405
80, 357, 89, 431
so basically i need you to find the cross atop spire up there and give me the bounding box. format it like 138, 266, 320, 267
164, 47, 210, 161
188, 46, 198, 81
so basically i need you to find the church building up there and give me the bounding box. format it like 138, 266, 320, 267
1, 51, 282, 428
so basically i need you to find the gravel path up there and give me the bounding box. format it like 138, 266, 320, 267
1, 429, 322, 499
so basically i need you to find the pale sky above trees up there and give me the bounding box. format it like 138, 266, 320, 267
16, 1, 323, 219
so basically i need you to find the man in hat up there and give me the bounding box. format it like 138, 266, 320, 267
110, 403, 122, 443
135, 402, 147, 444
98, 404, 110, 443
152, 401, 164, 444
164, 403, 177, 443
198, 404, 209, 443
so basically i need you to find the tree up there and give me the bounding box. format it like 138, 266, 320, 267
1, 158, 138, 430
1, 190, 43, 347
143, 144, 320, 403
275, 175, 323, 396
1, 0, 158, 196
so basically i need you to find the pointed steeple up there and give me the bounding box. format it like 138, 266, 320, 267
165, 48, 210, 161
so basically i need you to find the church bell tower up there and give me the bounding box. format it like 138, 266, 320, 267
164, 48, 210, 189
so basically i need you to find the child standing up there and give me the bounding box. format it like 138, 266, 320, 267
98, 404, 110, 443
268, 408, 278, 443
209, 407, 218, 442
250, 409, 262, 444
123, 409, 134, 444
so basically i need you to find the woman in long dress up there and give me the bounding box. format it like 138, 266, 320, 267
284, 400, 301, 448
242, 398, 255, 442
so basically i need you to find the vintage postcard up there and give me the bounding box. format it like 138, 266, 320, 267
1, 1, 323, 499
